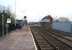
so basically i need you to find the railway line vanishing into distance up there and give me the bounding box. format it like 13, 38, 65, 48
30, 26, 72, 50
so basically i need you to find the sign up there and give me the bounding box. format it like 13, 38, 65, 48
7, 18, 11, 23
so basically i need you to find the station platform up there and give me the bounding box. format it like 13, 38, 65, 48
0, 26, 36, 50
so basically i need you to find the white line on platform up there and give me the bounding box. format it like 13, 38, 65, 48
29, 27, 38, 50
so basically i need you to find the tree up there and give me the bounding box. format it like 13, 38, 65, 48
54, 17, 70, 22
0, 5, 16, 36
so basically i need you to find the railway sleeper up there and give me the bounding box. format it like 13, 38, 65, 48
40, 31, 72, 50
31, 30, 55, 50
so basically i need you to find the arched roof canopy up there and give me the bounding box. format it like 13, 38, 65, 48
41, 15, 53, 23
47, 15, 53, 23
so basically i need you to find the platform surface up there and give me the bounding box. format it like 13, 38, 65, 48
0, 26, 35, 50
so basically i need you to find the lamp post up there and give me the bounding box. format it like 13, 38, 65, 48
6, 18, 11, 35
2, 14, 4, 36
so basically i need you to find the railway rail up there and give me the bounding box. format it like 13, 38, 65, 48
30, 26, 72, 50
30, 26, 55, 50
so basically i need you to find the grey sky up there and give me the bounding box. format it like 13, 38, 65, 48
0, 0, 15, 13
0, 0, 72, 22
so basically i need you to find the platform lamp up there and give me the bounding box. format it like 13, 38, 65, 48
6, 18, 11, 35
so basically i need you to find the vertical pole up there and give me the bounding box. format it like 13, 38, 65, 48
15, 0, 16, 27
2, 14, 4, 36
6, 24, 8, 36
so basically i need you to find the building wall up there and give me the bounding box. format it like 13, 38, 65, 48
52, 22, 72, 33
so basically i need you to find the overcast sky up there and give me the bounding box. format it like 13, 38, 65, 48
0, 0, 72, 22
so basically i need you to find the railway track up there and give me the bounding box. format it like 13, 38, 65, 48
30, 26, 56, 50
30, 26, 72, 50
